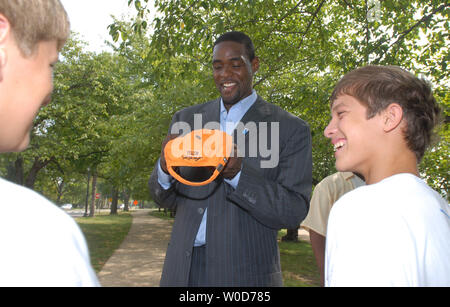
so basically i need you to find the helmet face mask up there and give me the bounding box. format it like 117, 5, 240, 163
164, 129, 234, 186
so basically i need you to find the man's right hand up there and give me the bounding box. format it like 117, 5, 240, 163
160, 134, 180, 174
221, 143, 242, 179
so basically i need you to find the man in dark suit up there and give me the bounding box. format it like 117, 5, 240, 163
149, 31, 312, 287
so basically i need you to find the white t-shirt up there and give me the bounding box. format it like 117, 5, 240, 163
325, 173, 450, 287
0, 178, 100, 286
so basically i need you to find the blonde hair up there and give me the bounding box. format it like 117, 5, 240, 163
0, 0, 70, 56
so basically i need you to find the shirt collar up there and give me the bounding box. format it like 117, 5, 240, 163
342, 172, 356, 181
220, 90, 257, 116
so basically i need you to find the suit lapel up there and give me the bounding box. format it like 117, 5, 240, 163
240, 95, 272, 125
200, 98, 221, 126
231, 95, 274, 163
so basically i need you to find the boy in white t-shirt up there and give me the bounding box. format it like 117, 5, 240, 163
0, 0, 99, 286
323, 65, 449, 286
302, 171, 365, 286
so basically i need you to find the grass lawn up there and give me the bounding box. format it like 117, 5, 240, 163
278, 230, 321, 287
75, 212, 133, 273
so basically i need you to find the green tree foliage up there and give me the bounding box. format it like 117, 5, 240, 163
1, 0, 447, 206
114, 0, 448, 195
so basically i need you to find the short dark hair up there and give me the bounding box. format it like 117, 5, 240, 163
213, 31, 256, 61
330, 65, 441, 162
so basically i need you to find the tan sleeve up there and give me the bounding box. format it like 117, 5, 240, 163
302, 173, 357, 236
301, 180, 334, 236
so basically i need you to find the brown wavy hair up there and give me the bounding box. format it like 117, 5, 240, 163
330, 65, 441, 162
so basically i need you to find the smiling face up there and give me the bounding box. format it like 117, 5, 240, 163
212, 41, 259, 108
0, 39, 58, 152
324, 94, 384, 178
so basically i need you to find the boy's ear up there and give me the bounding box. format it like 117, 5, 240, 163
383, 103, 404, 132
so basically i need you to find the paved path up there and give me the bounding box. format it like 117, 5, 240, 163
97, 209, 172, 287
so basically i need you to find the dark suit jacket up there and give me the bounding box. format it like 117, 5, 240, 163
149, 95, 312, 286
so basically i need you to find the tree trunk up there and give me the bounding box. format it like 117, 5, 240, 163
170, 208, 176, 218
25, 156, 53, 189
123, 189, 130, 212
89, 171, 97, 217
110, 187, 119, 215
282, 227, 299, 242
84, 170, 91, 217
56, 179, 64, 204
